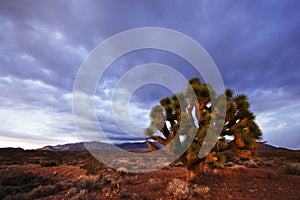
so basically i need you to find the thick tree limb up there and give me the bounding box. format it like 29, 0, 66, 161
145, 140, 161, 151
160, 123, 170, 138
150, 135, 168, 146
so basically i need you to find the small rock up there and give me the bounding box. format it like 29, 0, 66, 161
231, 165, 246, 172
225, 162, 234, 167
249, 189, 258, 193
116, 167, 128, 174
174, 161, 185, 167
148, 178, 156, 184
234, 159, 242, 165
245, 160, 258, 168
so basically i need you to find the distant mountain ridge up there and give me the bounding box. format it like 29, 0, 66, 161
38, 142, 86, 151
38, 141, 164, 152
37, 141, 298, 154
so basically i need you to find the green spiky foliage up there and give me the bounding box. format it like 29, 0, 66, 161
221, 90, 262, 159
145, 77, 262, 178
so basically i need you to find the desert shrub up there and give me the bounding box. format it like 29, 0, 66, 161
101, 173, 120, 188
282, 163, 300, 175
40, 161, 57, 167
167, 179, 190, 199
29, 159, 40, 164
29, 183, 64, 198
3, 192, 30, 200
123, 175, 138, 184
0, 171, 45, 199
192, 184, 210, 197
120, 190, 139, 199
72, 170, 123, 198
0, 170, 64, 199
167, 178, 210, 199
81, 158, 103, 175
56, 157, 64, 165
1, 171, 37, 187
100, 170, 123, 197
36, 176, 56, 186
75, 175, 100, 192
0, 186, 22, 199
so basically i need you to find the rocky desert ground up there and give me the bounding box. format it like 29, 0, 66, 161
0, 143, 299, 200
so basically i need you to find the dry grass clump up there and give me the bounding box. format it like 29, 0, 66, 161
1, 171, 37, 187
75, 175, 100, 192
1, 181, 65, 200
281, 163, 300, 175
80, 158, 103, 175
193, 184, 210, 196
167, 178, 210, 199
167, 179, 190, 199
40, 161, 58, 167
29, 183, 64, 198
0, 171, 38, 199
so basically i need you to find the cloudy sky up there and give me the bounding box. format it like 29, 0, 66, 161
0, 0, 299, 149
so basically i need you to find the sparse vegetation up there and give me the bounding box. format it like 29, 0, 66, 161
0, 144, 299, 199
282, 163, 300, 175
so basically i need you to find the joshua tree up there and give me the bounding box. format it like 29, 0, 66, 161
145, 77, 262, 179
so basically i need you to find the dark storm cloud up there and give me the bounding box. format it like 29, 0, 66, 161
0, 0, 299, 148
198, 1, 300, 95
0, 0, 171, 91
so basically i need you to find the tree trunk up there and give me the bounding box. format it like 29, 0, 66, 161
181, 157, 205, 180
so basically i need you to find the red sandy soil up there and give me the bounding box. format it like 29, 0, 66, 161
0, 146, 299, 199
